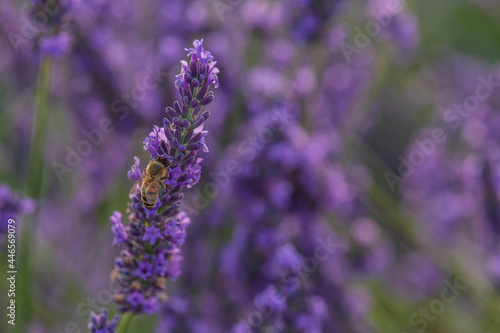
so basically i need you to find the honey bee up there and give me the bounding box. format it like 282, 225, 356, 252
129, 158, 169, 210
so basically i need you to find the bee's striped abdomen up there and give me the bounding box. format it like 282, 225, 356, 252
141, 177, 159, 210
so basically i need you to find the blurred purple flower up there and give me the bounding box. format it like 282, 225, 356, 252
127, 291, 145, 308
88, 309, 118, 333
110, 211, 127, 246
232, 244, 328, 333
39, 32, 71, 58
0, 184, 35, 235
254, 285, 287, 313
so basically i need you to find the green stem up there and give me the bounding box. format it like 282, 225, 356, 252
116, 313, 133, 333
15, 56, 52, 333
181, 87, 199, 144
187, 87, 198, 121
26, 56, 52, 198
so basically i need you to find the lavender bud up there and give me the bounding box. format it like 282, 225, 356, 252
160, 141, 168, 154
199, 73, 205, 85
187, 142, 203, 151
160, 194, 170, 204
192, 106, 202, 117
170, 193, 184, 202
189, 132, 203, 143
196, 85, 209, 100
178, 144, 186, 153
183, 151, 196, 161
182, 156, 195, 168
182, 105, 189, 118
191, 78, 199, 87
165, 106, 177, 120
163, 125, 173, 141
163, 118, 171, 128
200, 111, 210, 121
174, 101, 182, 116
174, 128, 182, 141
157, 144, 166, 156
185, 72, 192, 84
182, 119, 190, 129
185, 86, 193, 100
190, 99, 199, 108
183, 95, 190, 106
199, 92, 214, 106
171, 137, 179, 149
183, 130, 194, 142
162, 208, 176, 217
191, 117, 205, 129
174, 154, 183, 163
164, 108, 173, 122
173, 117, 184, 128
189, 59, 197, 76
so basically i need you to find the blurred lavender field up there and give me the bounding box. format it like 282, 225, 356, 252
1, 0, 500, 332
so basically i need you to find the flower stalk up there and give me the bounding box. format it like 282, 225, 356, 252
16, 56, 52, 333
104, 39, 219, 323
27, 56, 52, 199
115, 312, 133, 333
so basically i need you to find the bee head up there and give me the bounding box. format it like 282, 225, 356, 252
157, 157, 170, 168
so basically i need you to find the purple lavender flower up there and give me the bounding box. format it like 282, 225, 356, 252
142, 225, 164, 245
269, 243, 303, 275
232, 244, 328, 333
285, 0, 345, 42
39, 32, 71, 58
108, 39, 218, 315
366, 0, 419, 52
134, 260, 154, 281
127, 291, 145, 309
254, 285, 287, 314
0, 184, 35, 236
157, 111, 375, 332
88, 309, 119, 333
400, 59, 500, 288
26, 0, 73, 58
127, 157, 142, 180
143, 297, 160, 315
110, 211, 127, 246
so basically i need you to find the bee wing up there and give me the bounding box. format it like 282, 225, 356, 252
145, 172, 164, 205
129, 171, 145, 199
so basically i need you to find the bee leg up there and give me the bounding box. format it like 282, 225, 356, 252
160, 181, 167, 192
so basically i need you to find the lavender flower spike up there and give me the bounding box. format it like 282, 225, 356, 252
108, 40, 219, 315
0, 184, 35, 237
88, 309, 119, 333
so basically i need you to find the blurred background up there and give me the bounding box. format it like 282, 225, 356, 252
1, 0, 500, 332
